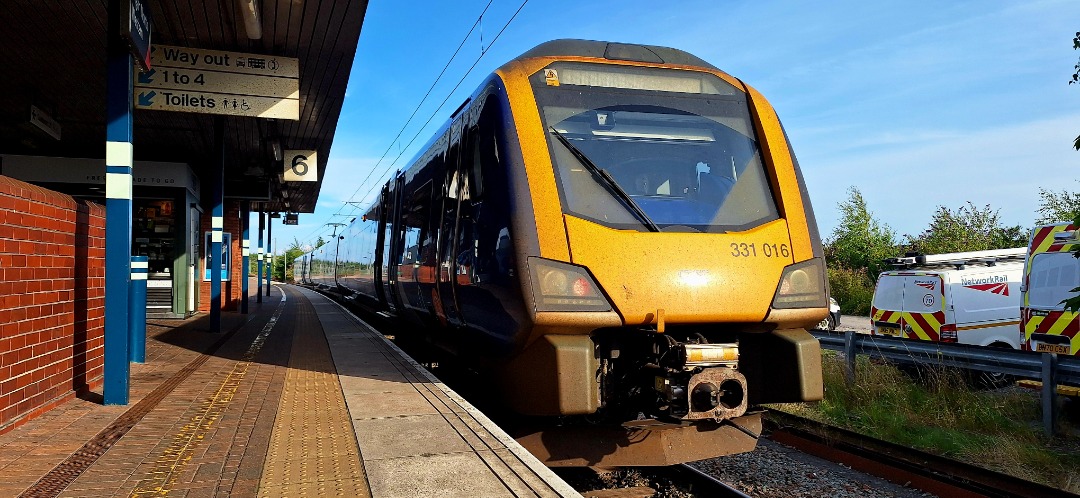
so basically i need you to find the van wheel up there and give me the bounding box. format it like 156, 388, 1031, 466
972, 370, 1013, 389
816, 316, 834, 331
967, 343, 1015, 389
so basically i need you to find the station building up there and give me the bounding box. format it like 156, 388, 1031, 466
0, 0, 366, 433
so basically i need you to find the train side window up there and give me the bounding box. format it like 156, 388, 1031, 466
400, 182, 431, 266
471, 95, 505, 201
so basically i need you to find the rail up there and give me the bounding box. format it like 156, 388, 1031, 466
765, 410, 1074, 498
809, 330, 1080, 436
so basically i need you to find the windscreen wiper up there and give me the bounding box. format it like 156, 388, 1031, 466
549, 127, 660, 232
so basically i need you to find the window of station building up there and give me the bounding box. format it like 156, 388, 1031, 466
133, 199, 177, 273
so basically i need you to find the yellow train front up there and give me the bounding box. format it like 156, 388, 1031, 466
322, 39, 827, 464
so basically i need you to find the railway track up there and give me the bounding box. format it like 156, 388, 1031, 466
552, 464, 750, 498
762, 410, 1074, 498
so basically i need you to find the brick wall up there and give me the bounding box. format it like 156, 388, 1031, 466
0, 176, 105, 435
198, 200, 243, 312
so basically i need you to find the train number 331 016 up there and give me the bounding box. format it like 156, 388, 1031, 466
730, 242, 790, 258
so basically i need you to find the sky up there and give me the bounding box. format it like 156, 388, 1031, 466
267, 0, 1080, 254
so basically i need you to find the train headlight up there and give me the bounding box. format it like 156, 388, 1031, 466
771, 258, 827, 309
529, 257, 612, 312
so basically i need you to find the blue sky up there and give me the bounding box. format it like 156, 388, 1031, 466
270, 0, 1080, 253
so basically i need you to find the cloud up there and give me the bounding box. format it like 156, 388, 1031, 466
804, 114, 1080, 238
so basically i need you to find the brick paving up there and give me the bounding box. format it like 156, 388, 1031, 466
0, 283, 576, 498
0, 285, 291, 498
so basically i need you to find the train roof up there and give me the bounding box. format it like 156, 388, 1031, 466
511, 39, 719, 70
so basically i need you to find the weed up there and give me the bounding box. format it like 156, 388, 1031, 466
774, 352, 1080, 492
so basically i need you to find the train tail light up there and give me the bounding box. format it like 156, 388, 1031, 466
771, 258, 828, 309
528, 257, 612, 312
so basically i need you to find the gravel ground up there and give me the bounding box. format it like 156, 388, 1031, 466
837, 315, 872, 334
691, 439, 938, 498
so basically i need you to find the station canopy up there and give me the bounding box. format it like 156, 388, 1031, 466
0, 0, 369, 213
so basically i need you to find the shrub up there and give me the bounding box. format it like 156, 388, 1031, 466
828, 265, 875, 316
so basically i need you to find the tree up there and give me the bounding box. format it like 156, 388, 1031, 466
824, 187, 898, 314
905, 202, 1027, 255
1035, 184, 1080, 225
281, 238, 306, 281
315, 236, 327, 249
825, 186, 898, 279
1065, 32, 1080, 311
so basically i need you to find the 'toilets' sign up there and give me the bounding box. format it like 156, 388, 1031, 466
134, 45, 299, 120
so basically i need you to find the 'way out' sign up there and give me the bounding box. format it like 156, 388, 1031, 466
134, 45, 299, 120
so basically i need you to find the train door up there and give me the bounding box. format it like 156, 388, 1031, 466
397, 179, 437, 322
373, 181, 391, 308
385, 174, 406, 313
436, 121, 469, 328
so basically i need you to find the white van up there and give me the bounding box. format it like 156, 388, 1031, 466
870, 248, 1026, 348
1021, 223, 1080, 355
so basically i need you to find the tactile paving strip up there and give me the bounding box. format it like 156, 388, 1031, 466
258, 287, 370, 497
128, 296, 284, 496
305, 288, 579, 498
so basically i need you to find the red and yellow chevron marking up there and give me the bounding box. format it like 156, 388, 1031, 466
1028, 224, 1079, 255
871, 307, 901, 327
871, 307, 944, 341
1022, 308, 1080, 354
902, 311, 945, 341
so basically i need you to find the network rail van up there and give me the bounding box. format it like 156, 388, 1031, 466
1021, 223, 1080, 355
870, 248, 1026, 348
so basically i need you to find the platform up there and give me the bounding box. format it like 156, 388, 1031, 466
0, 284, 579, 497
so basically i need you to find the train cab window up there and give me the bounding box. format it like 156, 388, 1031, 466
532, 62, 779, 233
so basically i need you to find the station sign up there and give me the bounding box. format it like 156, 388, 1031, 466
134, 45, 299, 120
29, 105, 61, 140
283, 150, 318, 182
284, 213, 298, 225
122, 0, 153, 71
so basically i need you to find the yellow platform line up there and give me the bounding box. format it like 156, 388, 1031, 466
258, 289, 370, 497
130, 294, 285, 497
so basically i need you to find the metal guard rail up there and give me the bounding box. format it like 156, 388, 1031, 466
809, 330, 1076, 436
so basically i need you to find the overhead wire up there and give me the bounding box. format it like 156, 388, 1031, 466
337, 0, 530, 224
293, 0, 512, 248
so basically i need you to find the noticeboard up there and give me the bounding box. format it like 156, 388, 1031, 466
203, 231, 232, 281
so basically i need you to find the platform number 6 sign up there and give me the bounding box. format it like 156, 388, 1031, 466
284, 150, 318, 182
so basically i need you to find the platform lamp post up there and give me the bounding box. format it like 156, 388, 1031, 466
266, 212, 279, 296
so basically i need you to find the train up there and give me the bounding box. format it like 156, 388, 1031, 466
295, 39, 827, 465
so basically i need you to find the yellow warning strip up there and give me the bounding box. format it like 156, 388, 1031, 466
258, 291, 370, 497
130, 295, 284, 497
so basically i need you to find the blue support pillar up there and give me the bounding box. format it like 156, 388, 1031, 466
104, 0, 134, 405
209, 117, 225, 333
265, 216, 273, 296
129, 256, 147, 363
256, 211, 264, 303
241, 201, 250, 314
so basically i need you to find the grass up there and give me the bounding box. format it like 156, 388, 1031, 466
776, 351, 1080, 492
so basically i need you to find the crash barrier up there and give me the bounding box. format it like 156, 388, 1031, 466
810, 330, 1080, 437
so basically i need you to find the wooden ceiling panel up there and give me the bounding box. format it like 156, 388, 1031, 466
0, 0, 368, 213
